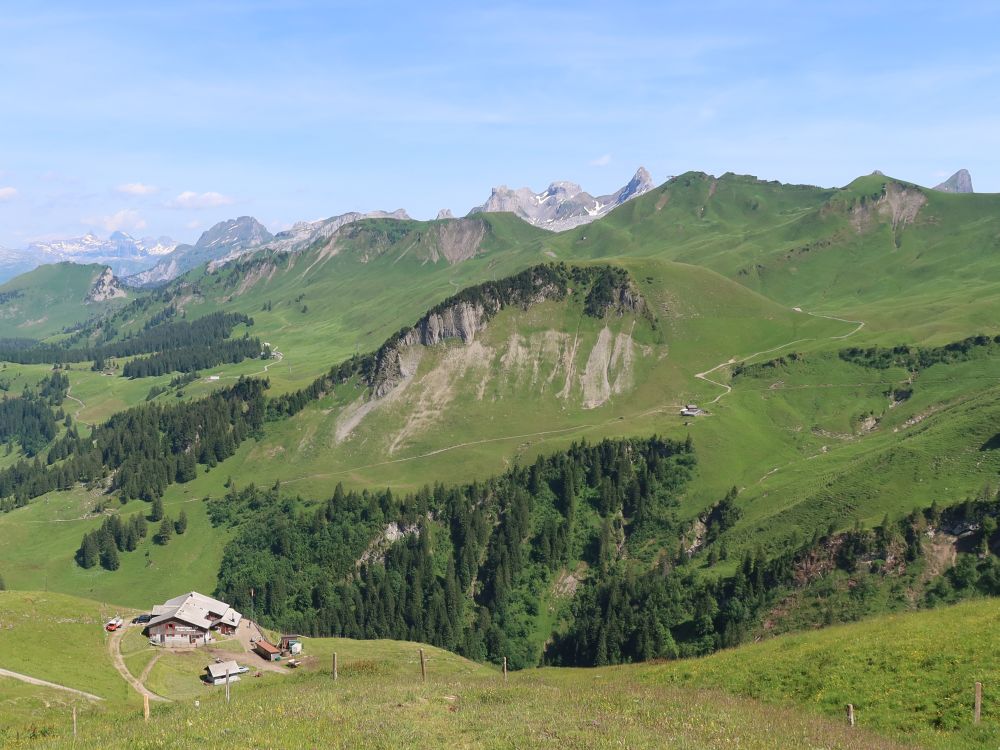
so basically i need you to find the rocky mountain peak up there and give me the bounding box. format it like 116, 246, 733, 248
196, 216, 273, 250
436, 209, 455, 220
468, 167, 655, 232
86, 266, 127, 303
933, 169, 974, 194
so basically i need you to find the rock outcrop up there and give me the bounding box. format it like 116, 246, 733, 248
365, 265, 643, 399
86, 267, 127, 303
933, 169, 974, 194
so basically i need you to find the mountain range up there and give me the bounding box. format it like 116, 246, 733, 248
466, 166, 655, 231
0, 231, 176, 282
0, 167, 980, 289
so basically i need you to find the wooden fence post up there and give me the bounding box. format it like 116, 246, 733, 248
419, 648, 426, 683
225, 668, 231, 704
845, 703, 855, 727
503, 657, 508, 684
333, 652, 338, 681
975, 682, 983, 724
72, 706, 77, 739
143, 694, 150, 722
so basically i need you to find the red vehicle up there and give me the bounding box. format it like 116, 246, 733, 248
105, 616, 124, 632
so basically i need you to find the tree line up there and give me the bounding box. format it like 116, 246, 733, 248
0, 377, 267, 512
839, 334, 999, 371
76, 503, 188, 570
0, 311, 258, 371
211, 435, 696, 669
0, 370, 69, 457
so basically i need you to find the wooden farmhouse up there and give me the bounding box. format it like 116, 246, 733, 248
144, 592, 243, 647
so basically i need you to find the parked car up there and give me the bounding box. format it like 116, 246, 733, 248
132, 614, 152, 624
105, 616, 124, 632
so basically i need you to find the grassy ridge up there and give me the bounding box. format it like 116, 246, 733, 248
0, 263, 128, 340
649, 599, 1000, 749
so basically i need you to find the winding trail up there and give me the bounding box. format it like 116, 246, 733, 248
0, 667, 104, 701
107, 626, 169, 703
64, 385, 91, 426
694, 308, 865, 406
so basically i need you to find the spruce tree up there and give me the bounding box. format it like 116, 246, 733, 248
77, 532, 100, 568
150, 496, 164, 522
99, 537, 120, 571
155, 516, 173, 545
174, 510, 188, 535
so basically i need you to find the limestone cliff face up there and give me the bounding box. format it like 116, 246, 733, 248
86, 267, 127, 303
365, 265, 643, 399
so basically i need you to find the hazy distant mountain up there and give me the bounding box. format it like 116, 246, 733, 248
933, 169, 974, 194
0, 232, 177, 283
468, 167, 655, 231
129, 216, 273, 286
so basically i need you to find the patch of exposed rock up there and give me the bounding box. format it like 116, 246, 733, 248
850, 180, 927, 236
424, 217, 487, 264
86, 267, 127, 303
365, 265, 643, 400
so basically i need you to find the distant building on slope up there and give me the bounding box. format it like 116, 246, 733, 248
144, 591, 242, 647
204, 660, 243, 686
680, 404, 704, 417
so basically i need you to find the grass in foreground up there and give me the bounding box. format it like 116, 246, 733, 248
648, 599, 1000, 750
14, 661, 908, 750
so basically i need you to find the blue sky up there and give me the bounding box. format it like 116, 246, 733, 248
0, 1, 998, 246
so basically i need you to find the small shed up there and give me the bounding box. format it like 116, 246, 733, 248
280, 634, 303, 655
204, 660, 241, 686
253, 639, 281, 662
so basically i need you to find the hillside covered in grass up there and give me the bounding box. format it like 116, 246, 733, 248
2, 172, 1000, 747
6, 591, 995, 749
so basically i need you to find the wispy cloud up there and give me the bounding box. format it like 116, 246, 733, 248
0, 187, 18, 201
168, 191, 234, 209
116, 182, 158, 196
590, 154, 612, 167
85, 208, 147, 233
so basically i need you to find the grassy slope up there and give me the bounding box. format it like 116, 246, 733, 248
0, 263, 129, 340
649, 599, 1000, 750
0, 258, 850, 603
0, 591, 135, 705
550, 172, 1000, 341
3, 592, 995, 749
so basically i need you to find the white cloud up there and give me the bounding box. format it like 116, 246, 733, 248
0, 186, 18, 201
168, 190, 234, 209
185, 219, 204, 230
116, 182, 158, 196
589, 154, 612, 167
85, 209, 147, 233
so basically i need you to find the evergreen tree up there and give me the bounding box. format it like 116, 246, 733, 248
155, 516, 173, 545
99, 536, 120, 571
76, 532, 100, 568
150, 497, 164, 522
175, 510, 188, 535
